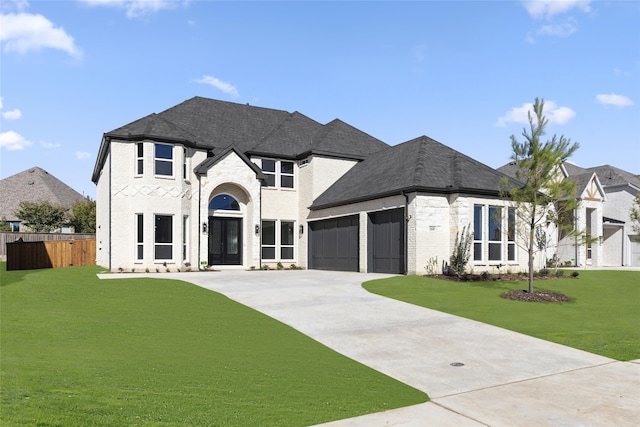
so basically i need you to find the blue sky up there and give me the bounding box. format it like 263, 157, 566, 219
1, 0, 638, 199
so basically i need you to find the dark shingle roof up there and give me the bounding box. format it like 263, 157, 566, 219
106, 113, 198, 145
498, 161, 598, 198
93, 97, 389, 182
311, 136, 521, 210
0, 167, 84, 221
584, 165, 640, 189
306, 119, 389, 160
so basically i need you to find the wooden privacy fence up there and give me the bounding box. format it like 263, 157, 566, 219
6, 238, 96, 271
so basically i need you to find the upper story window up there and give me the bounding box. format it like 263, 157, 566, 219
260, 158, 295, 189
136, 143, 144, 176
155, 143, 173, 177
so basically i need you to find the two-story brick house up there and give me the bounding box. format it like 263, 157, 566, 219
92, 97, 532, 273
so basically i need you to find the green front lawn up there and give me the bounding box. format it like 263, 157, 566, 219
1, 264, 427, 426
364, 270, 640, 361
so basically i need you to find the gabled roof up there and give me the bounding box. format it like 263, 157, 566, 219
193, 145, 266, 181
311, 136, 522, 210
0, 167, 84, 221
584, 165, 640, 191
498, 161, 605, 201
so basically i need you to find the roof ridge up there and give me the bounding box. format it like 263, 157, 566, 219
412, 137, 429, 187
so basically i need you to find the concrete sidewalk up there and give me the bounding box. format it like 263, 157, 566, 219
99, 270, 640, 426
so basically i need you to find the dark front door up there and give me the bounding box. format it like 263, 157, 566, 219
208, 217, 242, 265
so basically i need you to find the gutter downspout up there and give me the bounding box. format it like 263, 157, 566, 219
108, 140, 112, 271
197, 173, 202, 270
403, 190, 409, 275
259, 183, 262, 268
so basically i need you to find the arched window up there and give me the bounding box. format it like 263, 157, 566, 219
209, 194, 240, 211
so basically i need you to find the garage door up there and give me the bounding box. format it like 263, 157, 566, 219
368, 209, 405, 274
309, 215, 359, 272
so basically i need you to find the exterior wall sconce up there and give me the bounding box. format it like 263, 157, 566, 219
255, 224, 260, 235
299, 225, 304, 234
202, 222, 207, 234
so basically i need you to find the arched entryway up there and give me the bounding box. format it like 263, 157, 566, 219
207, 187, 249, 266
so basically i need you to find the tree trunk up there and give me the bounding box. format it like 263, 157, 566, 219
528, 215, 535, 293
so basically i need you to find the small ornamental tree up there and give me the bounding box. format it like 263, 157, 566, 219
14, 200, 68, 233
68, 196, 96, 233
501, 98, 579, 293
449, 224, 472, 277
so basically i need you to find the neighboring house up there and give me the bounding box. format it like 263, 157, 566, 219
498, 161, 639, 267
91, 97, 529, 274
569, 164, 640, 267
0, 167, 84, 233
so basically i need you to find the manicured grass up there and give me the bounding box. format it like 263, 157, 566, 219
1, 264, 427, 426
363, 270, 640, 361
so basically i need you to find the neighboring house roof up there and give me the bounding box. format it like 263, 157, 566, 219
93, 97, 388, 182
584, 165, 640, 191
0, 167, 84, 221
497, 161, 604, 201
311, 136, 522, 210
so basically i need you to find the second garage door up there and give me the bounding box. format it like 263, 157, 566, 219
309, 215, 359, 272
368, 208, 405, 274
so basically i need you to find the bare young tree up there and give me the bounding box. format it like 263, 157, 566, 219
501, 98, 579, 293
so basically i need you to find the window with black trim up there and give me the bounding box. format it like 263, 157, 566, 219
261, 220, 295, 261
259, 158, 295, 189
473, 205, 483, 261
261, 159, 276, 187
155, 143, 173, 177
473, 204, 516, 263
261, 220, 276, 259
280, 221, 294, 259
136, 143, 144, 175
136, 214, 144, 260
154, 215, 173, 260
488, 206, 502, 261
507, 207, 516, 261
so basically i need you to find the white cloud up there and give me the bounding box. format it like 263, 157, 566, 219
41, 140, 61, 148
195, 75, 240, 98
78, 0, 187, 18
0, 130, 33, 150
596, 93, 634, 107
0, 97, 3, 109
536, 20, 577, 37
1, 0, 29, 13
523, 0, 592, 20
0, 12, 81, 57
75, 151, 91, 160
495, 100, 576, 127
2, 108, 22, 120
613, 68, 631, 77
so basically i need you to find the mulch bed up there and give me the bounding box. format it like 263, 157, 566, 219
500, 289, 571, 303
428, 273, 573, 303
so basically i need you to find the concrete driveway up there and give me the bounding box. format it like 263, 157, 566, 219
100, 270, 640, 426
